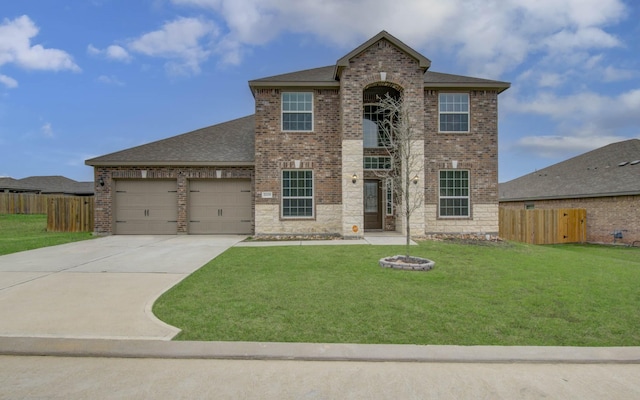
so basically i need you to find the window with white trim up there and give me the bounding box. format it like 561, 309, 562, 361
282, 170, 314, 218
439, 170, 469, 217
363, 156, 391, 170
439, 93, 469, 132
386, 178, 393, 216
282, 92, 313, 131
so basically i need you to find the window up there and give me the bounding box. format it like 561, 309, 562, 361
363, 104, 390, 147
282, 170, 313, 218
439, 93, 469, 132
364, 156, 391, 170
439, 170, 469, 217
386, 178, 393, 216
282, 92, 313, 131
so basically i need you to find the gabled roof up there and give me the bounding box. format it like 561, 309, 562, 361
249, 30, 509, 93
86, 115, 255, 167
334, 30, 431, 79
499, 139, 640, 201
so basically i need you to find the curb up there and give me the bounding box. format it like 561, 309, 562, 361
1, 337, 639, 364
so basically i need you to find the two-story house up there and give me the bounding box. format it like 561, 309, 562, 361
86, 31, 510, 238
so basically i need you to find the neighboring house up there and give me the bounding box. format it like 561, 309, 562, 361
499, 139, 640, 244
18, 176, 94, 196
86, 31, 510, 237
0, 177, 41, 193
0, 176, 93, 196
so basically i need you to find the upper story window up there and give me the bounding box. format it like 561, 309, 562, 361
363, 104, 390, 148
439, 93, 469, 132
282, 92, 313, 131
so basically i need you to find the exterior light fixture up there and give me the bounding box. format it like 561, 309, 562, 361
352, 174, 358, 184
412, 175, 419, 185
98, 177, 105, 187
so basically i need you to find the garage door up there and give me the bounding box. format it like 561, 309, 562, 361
114, 180, 178, 234
189, 179, 252, 234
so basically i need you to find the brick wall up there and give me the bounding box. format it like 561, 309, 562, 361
93, 166, 254, 235
339, 38, 426, 236
500, 195, 640, 244
423, 89, 499, 234
253, 88, 342, 235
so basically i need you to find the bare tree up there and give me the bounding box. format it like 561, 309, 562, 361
374, 94, 424, 258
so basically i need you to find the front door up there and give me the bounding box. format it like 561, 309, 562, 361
364, 179, 382, 230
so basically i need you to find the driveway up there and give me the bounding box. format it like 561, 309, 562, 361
0, 235, 245, 340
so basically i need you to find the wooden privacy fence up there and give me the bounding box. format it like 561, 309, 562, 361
0, 193, 49, 214
46, 197, 95, 232
499, 208, 587, 245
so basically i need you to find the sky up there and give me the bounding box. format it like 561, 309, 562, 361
0, 0, 638, 183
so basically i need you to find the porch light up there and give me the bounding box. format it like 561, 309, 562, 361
352, 173, 358, 184
412, 175, 419, 185
98, 177, 105, 187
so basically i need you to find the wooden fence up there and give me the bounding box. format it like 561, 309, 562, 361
1, 193, 94, 232
0, 193, 49, 214
46, 197, 95, 232
499, 208, 587, 244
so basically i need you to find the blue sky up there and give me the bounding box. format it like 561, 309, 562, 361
1, 0, 638, 183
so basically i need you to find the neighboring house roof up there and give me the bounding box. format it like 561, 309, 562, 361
86, 115, 255, 167
499, 139, 640, 201
0, 177, 41, 193
19, 176, 95, 195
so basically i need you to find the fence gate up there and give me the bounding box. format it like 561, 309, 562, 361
499, 208, 586, 245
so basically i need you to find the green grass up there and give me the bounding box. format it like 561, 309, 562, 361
153, 240, 640, 346
0, 214, 93, 256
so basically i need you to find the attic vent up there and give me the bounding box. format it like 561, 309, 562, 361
631, 160, 640, 165
618, 161, 629, 167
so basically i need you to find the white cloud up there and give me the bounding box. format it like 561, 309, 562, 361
87, 44, 132, 62
41, 122, 54, 138
514, 135, 628, 158
106, 45, 131, 62
97, 75, 125, 86
603, 65, 637, 82
127, 17, 218, 75
169, 0, 626, 76
506, 88, 640, 157
0, 15, 80, 72
0, 74, 18, 89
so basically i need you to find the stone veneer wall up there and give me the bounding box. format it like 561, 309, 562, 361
500, 195, 640, 244
255, 204, 341, 235
93, 166, 254, 235
425, 203, 498, 235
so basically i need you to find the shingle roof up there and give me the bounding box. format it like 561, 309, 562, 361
86, 115, 255, 166
19, 176, 94, 195
0, 177, 40, 192
499, 139, 640, 201
249, 67, 509, 92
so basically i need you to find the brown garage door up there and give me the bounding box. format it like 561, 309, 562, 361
189, 179, 252, 234
114, 180, 178, 234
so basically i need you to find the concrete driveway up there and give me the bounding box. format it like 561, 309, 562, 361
0, 235, 245, 340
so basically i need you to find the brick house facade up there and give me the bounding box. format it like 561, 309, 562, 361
86, 31, 509, 237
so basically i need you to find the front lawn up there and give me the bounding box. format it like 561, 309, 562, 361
0, 214, 93, 256
153, 240, 640, 346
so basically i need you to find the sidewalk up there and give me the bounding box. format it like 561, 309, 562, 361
235, 232, 417, 247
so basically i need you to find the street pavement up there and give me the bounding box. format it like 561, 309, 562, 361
0, 235, 639, 399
